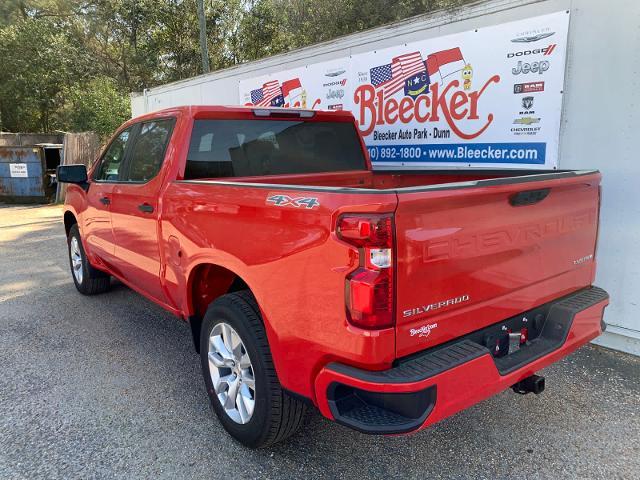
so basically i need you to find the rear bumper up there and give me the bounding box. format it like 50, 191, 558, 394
314, 286, 609, 434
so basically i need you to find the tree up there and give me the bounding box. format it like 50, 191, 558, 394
236, 0, 469, 59
61, 77, 131, 138
0, 0, 475, 133
0, 17, 86, 132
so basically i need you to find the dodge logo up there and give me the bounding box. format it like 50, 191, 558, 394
507, 44, 556, 58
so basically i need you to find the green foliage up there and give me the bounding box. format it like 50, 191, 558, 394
62, 78, 131, 138
242, 0, 469, 58
0, 17, 83, 132
0, 0, 473, 134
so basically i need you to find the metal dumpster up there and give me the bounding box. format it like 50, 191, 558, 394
0, 144, 63, 203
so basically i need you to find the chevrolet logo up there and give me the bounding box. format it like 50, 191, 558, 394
513, 117, 541, 125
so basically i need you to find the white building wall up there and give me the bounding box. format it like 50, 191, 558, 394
558, 0, 640, 354
131, 0, 640, 355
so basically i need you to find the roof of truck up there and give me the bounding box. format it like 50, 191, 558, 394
129, 105, 356, 124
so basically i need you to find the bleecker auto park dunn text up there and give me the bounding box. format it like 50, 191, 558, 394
354, 75, 501, 138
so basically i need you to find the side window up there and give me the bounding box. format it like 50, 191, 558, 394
125, 119, 174, 182
94, 128, 132, 181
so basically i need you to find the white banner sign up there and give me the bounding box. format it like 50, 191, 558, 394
9, 163, 28, 178
240, 58, 352, 112
239, 11, 570, 169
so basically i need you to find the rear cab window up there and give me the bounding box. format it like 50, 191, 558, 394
184, 119, 367, 179
125, 119, 175, 182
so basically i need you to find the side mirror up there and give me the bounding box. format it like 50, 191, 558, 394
57, 164, 88, 185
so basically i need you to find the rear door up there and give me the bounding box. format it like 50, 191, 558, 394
394, 172, 602, 357
109, 118, 175, 304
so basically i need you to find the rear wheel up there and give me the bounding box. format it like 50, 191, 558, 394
67, 224, 110, 295
200, 290, 306, 448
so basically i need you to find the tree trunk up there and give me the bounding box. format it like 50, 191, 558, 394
196, 0, 210, 73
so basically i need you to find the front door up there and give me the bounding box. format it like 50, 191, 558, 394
109, 119, 175, 304
83, 127, 133, 264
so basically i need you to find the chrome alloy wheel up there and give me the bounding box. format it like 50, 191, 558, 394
70, 236, 83, 285
208, 322, 256, 424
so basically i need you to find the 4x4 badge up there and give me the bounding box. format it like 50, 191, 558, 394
266, 194, 320, 209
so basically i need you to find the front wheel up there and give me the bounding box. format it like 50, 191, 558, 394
200, 290, 306, 448
67, 224, 110, 295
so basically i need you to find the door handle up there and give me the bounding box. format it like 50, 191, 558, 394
509, 188, 550, 207
99, 197, 110, 206
138, 203, 154, 213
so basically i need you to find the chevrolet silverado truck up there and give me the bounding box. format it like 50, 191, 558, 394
57, 106, 609, 448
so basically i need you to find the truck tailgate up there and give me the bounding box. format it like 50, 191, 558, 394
394, 171, 601, 358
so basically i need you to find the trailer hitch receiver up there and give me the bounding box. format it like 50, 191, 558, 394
511, 374, 545, 395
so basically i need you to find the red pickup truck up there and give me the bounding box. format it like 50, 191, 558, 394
58, 105, 609, 448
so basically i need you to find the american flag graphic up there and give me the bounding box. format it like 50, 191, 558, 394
250, 80, 282, 107
370, 52, 427, 98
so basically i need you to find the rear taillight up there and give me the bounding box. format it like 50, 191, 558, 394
337, 214, 394, 329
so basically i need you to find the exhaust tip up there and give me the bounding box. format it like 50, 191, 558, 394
512, 374, 545, 395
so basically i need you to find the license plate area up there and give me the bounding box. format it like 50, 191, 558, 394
466, 304, 551, 359
482, 305, 549, 358
508, 333, 522, 355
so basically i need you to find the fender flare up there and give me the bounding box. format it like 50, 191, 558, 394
183, 254, 271, 354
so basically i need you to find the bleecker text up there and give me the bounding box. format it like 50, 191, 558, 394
354, 76, 500, 138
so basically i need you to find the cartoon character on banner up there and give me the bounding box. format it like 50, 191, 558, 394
462, 64, 473, 90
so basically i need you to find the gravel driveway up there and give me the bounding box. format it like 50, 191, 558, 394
0, 204, 638, 479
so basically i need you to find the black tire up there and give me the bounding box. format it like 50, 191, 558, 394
67, 224, 111, 295
200, 290, 306, 448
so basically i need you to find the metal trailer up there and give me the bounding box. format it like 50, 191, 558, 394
0, 143, 63, 203
130, 0, 640, 356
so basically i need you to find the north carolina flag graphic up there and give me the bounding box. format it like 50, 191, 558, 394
281, 78, 303, 105
370, 51, 429, 99
426, 48, 467, 84
250, 80, 283, 107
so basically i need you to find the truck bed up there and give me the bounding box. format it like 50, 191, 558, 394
188, 169, 598, 192
177, 168, 601, 358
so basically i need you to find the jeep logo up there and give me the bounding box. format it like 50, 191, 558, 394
512, 60, 549, 75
